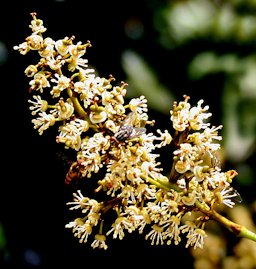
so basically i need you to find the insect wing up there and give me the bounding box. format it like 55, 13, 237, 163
231, 188, 242, 204
114, 112, 135, 141
114, 125, 133, 141
113, 111, 146, 141
121, 111, 136, 126
129, 127, 146, 139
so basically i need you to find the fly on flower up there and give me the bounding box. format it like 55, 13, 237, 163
113, 111, 146, 142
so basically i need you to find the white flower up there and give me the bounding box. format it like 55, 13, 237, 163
106, 216, 135, 239
185, 228, 207, 249
50, 74, 70, 97
28, 95, 48, 115
145, 224, 165, 245
31, 112, 56, 135
91, 234, 108, 250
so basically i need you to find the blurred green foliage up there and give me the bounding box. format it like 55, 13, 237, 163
0, 222, 8, 262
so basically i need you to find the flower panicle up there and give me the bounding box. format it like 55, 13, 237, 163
14, 13, 254, 251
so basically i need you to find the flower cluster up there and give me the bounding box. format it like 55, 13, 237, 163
14, 13, 244, 250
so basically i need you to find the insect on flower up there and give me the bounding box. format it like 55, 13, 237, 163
229, 188, 243, 204
113, 111, 146, 142
65, 160, 83, 184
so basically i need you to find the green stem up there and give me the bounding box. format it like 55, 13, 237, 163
141, 175, 181, 192
195, 201, 256, 242
66, 88, 88, 118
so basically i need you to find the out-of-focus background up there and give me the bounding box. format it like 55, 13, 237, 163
1, 0, 256, 268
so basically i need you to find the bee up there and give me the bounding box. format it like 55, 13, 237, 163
113, 111, 146, 142
65, 160, 83, 185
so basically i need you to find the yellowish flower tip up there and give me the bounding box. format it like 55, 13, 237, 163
225, 170, 238, 183
78, 40, 92, 50
89, 110, 107, 124
175, 160, 190, 174
182, 193, 197, 206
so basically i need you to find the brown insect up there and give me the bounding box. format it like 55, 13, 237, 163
65, 160, 83, 185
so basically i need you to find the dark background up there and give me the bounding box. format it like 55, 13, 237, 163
1, 0, 255, 268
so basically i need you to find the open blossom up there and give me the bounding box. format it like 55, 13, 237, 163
29, 71, 50, 93
31, 112, 56, 135
185, 228, 207, 249
91, 234, 108, 250
28, 95, 48, 115
164, 215, 182, 245
170, 96, 212, 131
50, 73, 70, 97
65, 219, 92, 243
106, 216, 135, 239
145, 224, 165, 245
29, 13, 47, 34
